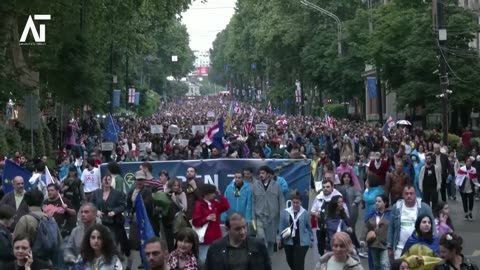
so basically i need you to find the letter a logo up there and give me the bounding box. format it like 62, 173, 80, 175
20, 15, 51, 44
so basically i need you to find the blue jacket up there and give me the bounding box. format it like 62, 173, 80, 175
277, 207, 313, 247
411, 150, 425, 198
263, 144, 272, 158
275, 176, 290, 200
221, 180, 252, 224
401, 232, 440, 257
363, 186, 384, 222
325, 217, 349, 248
387, 199, 435, 251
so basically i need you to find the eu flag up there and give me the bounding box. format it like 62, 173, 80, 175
103, 113, 120, 142
2, 159, 33, 193
135, 194, 155, 270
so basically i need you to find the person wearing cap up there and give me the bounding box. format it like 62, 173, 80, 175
455, 156, 480, 221
252, 165, 285, 254
368, 152, 389, 186
127, 170, 155, 257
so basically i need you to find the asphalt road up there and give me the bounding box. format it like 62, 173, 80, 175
125, 193, 480, 269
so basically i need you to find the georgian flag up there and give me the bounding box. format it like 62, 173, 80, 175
244, 110, 255, 135
234, 102, 242, 114
266, 101, 272, 114
456, 165, 480, 187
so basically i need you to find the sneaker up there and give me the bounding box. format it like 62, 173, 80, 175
358, 251, 368, 258
465, 214, 469, 221
469, 213, 474, 220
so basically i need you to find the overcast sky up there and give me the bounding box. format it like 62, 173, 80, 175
181, 0, 236, 51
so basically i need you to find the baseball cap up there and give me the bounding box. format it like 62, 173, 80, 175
135, 170, 147, 180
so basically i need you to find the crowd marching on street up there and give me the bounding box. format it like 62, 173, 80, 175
1, 96, 480, 270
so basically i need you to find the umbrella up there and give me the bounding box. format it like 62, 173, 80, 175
396, 120, 412, 126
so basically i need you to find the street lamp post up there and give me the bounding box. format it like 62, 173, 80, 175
300, 0, 343, 56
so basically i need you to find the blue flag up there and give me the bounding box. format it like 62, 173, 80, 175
134, 92, 140, 105
2, 159, 33, 193
103, 113, 120, 142
367, 77, 377, 98
112, 89, 121, 108
135, 194, 155, 270
212, 117, 225, 150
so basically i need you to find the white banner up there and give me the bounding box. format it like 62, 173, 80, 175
150, 125, 163, 134
178, 139, 189, 146
167, 125, 180, 134
101, 142, 114, 151
192, 125, 205, 134
255, 123, 268, 133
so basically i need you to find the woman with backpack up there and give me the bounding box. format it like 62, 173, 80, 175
163, 178, 189, 252
325, 195, 353, 252
434, 233, 479, 270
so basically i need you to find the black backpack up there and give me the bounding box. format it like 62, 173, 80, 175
316, 199, 331, 230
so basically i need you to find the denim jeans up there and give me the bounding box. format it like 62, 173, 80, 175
199, 244, 211, 265
370, 247, 389, 270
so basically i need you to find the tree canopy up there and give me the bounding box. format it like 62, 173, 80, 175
0, 0, 195, 112
209, 0, 480, 128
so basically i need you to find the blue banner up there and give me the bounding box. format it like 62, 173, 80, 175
367, 77, 377, 99
112, 89, 121, 108
134, 92, 140, 105
2, 160, 33, 193
135, 194, 155, 269
101, 159, 311, 205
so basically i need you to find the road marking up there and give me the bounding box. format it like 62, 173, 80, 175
467, 250, 480, 257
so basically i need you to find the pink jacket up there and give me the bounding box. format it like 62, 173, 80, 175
336, 164, 362, 192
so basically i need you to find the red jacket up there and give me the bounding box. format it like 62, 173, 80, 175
369, 160, 389, 185
192, 195, 230, 245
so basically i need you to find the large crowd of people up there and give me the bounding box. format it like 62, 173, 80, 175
0, 96, 479, 270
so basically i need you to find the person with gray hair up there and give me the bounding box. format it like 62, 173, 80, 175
63, 202, 99, 263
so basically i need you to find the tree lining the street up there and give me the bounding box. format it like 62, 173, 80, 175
0, 0, 196, 112
209, 0, 480, 128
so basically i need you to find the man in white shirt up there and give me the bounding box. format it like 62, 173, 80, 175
310, 178, 348, 256
387, 184, 434, 259
80, 158, 101, 201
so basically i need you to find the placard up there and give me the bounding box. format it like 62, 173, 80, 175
167, 125, 180, 134
207, 111, 215, 118
150, 125, 163, 134
101, 142, 114, 151
192, 125, 205, 134
178, 139, 189, 146
255, 123, 268, 133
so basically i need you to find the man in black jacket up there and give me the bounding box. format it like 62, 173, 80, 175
0, 176, 29, 231
434, 144, 452, 202
205, 212, 271, 270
